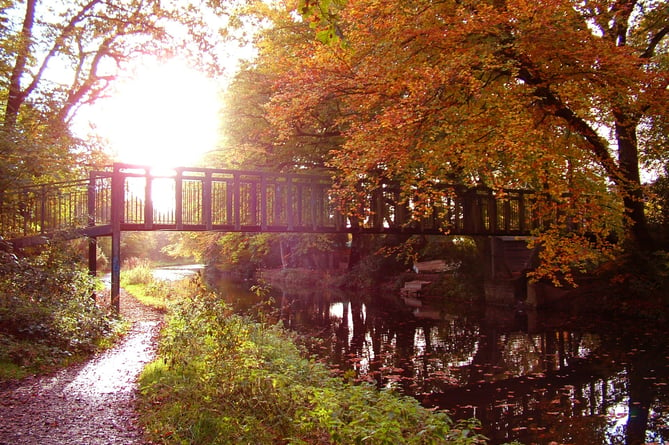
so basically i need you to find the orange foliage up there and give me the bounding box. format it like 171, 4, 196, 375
231, 0, 669, 277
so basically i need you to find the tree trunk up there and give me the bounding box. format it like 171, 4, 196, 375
616, 113, 653, 249
4, 0, 36, 129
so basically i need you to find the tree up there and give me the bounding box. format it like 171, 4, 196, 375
210, 0, 345, 174
0, 0, 223, 188
246, 0, 668, 280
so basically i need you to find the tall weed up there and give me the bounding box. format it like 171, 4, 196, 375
120, 257, 154, 285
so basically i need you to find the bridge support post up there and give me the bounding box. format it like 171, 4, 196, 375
87, 172, 97, 300
110, 165, 122, 313
88, 236, 97, 299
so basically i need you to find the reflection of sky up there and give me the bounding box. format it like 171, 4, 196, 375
607, 398, 629, 443
414, 326, 476, 368
329, 302, 374, 374
326, 300, 607, 387
152, 264, 203, 281
328, 302, 345, 320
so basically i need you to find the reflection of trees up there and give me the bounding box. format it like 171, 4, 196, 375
626, 356, 661, 445
263, 285, 669, 444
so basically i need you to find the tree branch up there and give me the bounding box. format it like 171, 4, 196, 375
640, 25, 669, 58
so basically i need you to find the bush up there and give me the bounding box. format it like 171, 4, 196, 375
138, 284, 486, 444
0, 241, 117, 377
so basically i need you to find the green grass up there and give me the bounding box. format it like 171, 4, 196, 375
137, 283, 487, 445
122, 283, 169, 310
121, 260, 197, 311
0, 359, 29, 380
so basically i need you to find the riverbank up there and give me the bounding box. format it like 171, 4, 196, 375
135, 277, 488, 445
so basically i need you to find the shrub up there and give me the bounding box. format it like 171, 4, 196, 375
138, 284, 486, 444
0, 241, 117, 377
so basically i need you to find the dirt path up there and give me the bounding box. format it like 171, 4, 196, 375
0, 291, 163, 445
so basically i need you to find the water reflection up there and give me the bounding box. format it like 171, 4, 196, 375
207, 274, 669, 444
152, 264, 203, 281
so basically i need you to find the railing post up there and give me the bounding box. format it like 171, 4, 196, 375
175, 169, 183, 230
261, 174, 268, 230
463, 190, 474, 233
250, 180, 258, 226
286, 176, 293, 231
310, 181, 318, 230
296, 182, 303, 227
233, 172, 241, 230
203, 171, 212, 230
144, 169, 153, 230
110, 165, 123, 313
488, 190, 497, 234
519, 192, 526, 233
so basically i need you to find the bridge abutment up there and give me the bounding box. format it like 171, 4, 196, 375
482, 236, 537, 306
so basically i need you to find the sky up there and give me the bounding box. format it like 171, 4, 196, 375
81, 58, 223, 168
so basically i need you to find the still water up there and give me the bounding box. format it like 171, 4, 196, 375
202, 271, 669, 445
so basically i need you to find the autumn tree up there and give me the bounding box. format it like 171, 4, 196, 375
185, 2, 349, 274
240, 0, 668, 280
211, 0, 344, 173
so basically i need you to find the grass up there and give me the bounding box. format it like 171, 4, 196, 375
0, 361, 28, 380
137, 279, 487, 444
122, 283, 169, 310
120, 259, 197, 311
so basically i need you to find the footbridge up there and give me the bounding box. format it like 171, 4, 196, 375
1, 163, 540, 310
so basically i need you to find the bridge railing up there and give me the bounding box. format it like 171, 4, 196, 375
0, 174, 113, 240
348, 184, 539, 235
110, 165, 338, 232
1, 163, 544, 243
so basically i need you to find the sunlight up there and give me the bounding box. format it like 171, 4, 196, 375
87, 59, 221, 168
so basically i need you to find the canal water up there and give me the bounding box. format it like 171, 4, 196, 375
198, 270, 669, 445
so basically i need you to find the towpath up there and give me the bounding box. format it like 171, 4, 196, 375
0, 291, 161, 445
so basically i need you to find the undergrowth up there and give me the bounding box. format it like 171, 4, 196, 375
0, 241, 121, 380
138, 280, 486, 444
120, 259, 190, 310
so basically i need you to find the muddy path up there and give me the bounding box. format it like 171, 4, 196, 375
0, 291, 162, 445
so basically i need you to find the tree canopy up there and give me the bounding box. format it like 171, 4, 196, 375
221, 0, 668, 280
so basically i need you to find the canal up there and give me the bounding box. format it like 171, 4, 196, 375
164, 266, 669, 444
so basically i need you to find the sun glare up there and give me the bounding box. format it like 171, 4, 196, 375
89, 59, 221, 168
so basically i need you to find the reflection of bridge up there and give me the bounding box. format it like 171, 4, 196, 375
1, 163, 540, 310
